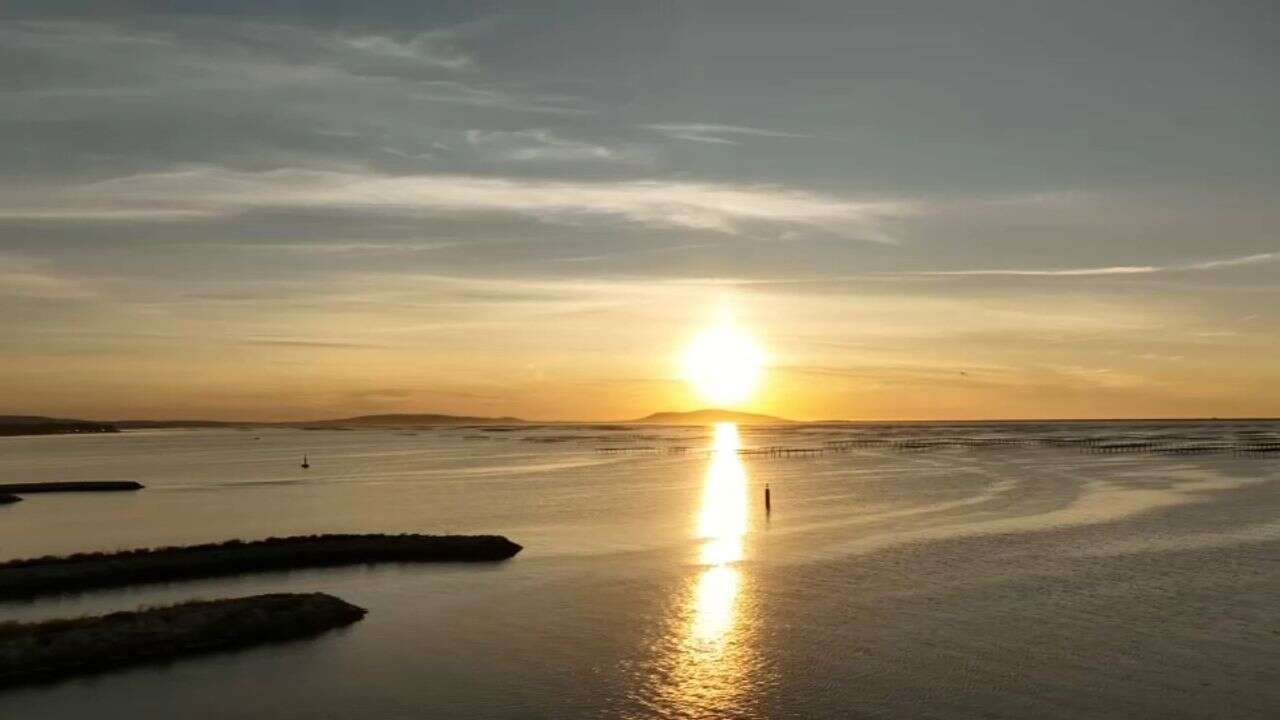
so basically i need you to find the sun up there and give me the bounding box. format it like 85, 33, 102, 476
681, 322, 765, 407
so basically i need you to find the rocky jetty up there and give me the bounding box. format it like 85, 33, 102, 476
0, 593, 366, 688
0, 481, 144, 494
0, 533, 523, 598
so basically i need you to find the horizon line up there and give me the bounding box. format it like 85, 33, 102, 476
6, 410, 1279, 426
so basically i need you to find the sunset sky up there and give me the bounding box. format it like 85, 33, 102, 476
2, 1, 1277, 421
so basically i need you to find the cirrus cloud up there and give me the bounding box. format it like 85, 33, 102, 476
0, 166, 916, 240
643, 123, 812, 145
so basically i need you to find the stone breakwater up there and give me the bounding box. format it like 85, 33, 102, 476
0, 593, 367, 688
0, 533, 524, 599
0, 481, 144, 494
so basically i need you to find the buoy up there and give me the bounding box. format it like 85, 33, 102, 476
764, 483, 772, 514
301, 454, 310, 469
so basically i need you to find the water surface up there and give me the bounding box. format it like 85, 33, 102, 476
2, 421, 1278, 718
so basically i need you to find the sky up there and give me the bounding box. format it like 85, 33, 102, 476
1, 0, 1277, 421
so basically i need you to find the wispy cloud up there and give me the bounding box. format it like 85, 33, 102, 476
777, 361, 1154, 392
239, 337, 391, 349
1183, 252, 1278, 270
410, 81, 590, 116
225, 241, 460, 256
338, 32, 472, 69
547, 242, 715, 264
898, 251, 1279, 278
0, 208, 216, 221
0, 166, 914, 240
0, 19, 586, 117
0, 252, 97, 300
643, 123, 812, 145
463, 129, 643, 163
909, 266, 1158, 277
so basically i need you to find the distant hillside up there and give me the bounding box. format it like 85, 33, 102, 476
0, 416, 119, 437
296, 413, 527, 427
5, 410, 792, 433
113, 414, 528, 429
631, 409, 792, 425
113, 420, 243, 429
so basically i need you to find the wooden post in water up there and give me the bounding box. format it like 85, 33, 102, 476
764, 483, 772, 515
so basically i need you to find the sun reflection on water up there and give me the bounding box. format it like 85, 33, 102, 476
697, 423, 748, 567
648, 422, 759, 717
690, 564, 740, 646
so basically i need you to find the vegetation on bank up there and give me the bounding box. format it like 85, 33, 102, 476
0, 481, 144, 494
0, 533, 523, 598
0, 593, 365, 688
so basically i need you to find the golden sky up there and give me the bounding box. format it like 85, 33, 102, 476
1, 4, 1278, 421
4, 272, 1276, 421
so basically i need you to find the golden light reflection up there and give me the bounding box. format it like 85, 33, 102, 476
649, 422, 758, 716
697, 423, 748, 566
690, 564, 740, 646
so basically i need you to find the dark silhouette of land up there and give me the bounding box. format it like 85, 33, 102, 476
113, 413, 527, 429
11, 411, 1274, 436
0, 481, 143, 494
1, 413, 532, 436
296, 413, 527, 427
4, 409, 789, 433
0, 533, 523, 599
0, 593, 365, 688
631, 409, 792, 425
111, 419, 243, 429
0, 416, 118, 437
6, 410, 794, 435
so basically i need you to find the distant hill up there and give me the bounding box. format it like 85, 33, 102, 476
113, 414, 528, 429
296, 413, 527, 427
0, 416, 119, 437
113, 420, 243, 429
4, 410, 793, 433
631, 409, 792, 425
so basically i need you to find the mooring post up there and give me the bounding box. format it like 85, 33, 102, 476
764, 483, 772, 514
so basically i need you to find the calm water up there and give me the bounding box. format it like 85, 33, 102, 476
2, 422, 1279, 719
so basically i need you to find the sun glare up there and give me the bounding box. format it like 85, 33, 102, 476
681, 323, 765, 407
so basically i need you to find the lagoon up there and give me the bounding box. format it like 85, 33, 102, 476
2, 422, 1278, 719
